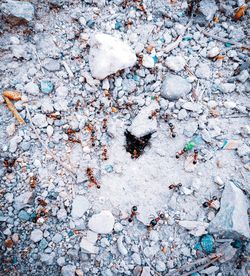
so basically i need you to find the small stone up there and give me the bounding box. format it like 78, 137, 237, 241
6, 123, 16, 136
165, 55, 186, 72
161, 74, 192, 101
199, 0, 218, 21
179, 220, 209, 237
178, 109, 188, 120
57, 256, 65, 266
39, 238, 48, 250
40, 252, 56, 265
214, 176, 224, 186
9, 136, 22, 153
57, 208, 67, 221
195, 63, 211, 80
40, 80, 54, 94
24, 82, 39, 95
114, 223, 123, 232
1, 0, 35, 24
237, 70, 249, 83
224, 101, 236, 109
89, 33, 136, 80
219, 83, 236, 93
32, 114, 48, 128
142, 55, 155, 68
30, 229, 43, 243
200, 234, 214, 254
61, 265, 76, 276
88, 210, 115, 234
46, 125, 54, 137
71, 195, 90, 218
42, 58, 61, 72
207, 47, 220, 58
156, 260, 166, 272
18, 210, 30, 221
52, 233, 62, 243
80, 238, 99, 254
132, 253, 141, 265
14, 192, 33, 211
117, 236, 128, 255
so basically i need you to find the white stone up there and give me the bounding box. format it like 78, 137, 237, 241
88, 210, 115, 234
207, 47, 220, 58
24, 82, 39, 95
89, 33, 136, 80
114, 223, 123, 232
156, 260, 166, 272
224, 101, 236, 109
46, 125, 54, 137
195, 63, 211, 80
32, 114, 48, 128
14, 191, 33, 210
117, 235, 128, 255
214, 176, 224, 186
30, 229, 43, 243
9, 135, 22, 153
142, 54, 155, 68
165, 55, 186, 72
161, 74, 192, 101
179, 220, 209, 237
199, 0, 218, 21
61, 265, 76, 276
57, 208, 67, 221
129, 101, 159, 137
237, 70, 249, 83
57, 257, 65, 267
71, 195, 90, 218
219, 83, 235, 93
209, 181, 250, 239
6, 123, 16, 136
56, 85, 68, 98
80, 238, 99, 254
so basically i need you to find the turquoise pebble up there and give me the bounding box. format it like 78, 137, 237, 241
40, 80, 54, 94
225, 42, 231, 47
200, 234, 214, 254
18, 210, 30, 221
152, 55, 158, 64
105, 165, 113, 173
39, 238, 48, 250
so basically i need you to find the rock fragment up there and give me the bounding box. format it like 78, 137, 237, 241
165, 55, 186, 72
209, 182, 250, 239
61, 265, 76, 276
88, 210, 115, 234
14, 192, 33, 211
30, 229, 43, 243
161, 74, 192, 101
89, 33, 136, 80
71, 195, 90, 218
0, 0, 35, 24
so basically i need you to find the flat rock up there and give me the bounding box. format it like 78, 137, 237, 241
161, 74, 192, 101
30, 229, 43, 242
89, 33, 136, 80
219, 83, 236, 93
80, 238, 99, 254
14, 191, 33, 210
179, 220, 209, 237
1, 0, 35, 24
195, 63, 211, 80
24, 82, 39, 95
71, 195, 90, 218
209, 181, 250, 239
32, 114, 48, 128
129, 101, 159, 137
88, 210, 115, 234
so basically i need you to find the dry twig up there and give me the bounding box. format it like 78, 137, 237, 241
3, 96, 25, 124
196, 25, 250, 50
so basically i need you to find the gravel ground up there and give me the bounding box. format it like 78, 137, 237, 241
0, 1, 250, 275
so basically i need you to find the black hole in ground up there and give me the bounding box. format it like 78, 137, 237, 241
124, 130, 152, 159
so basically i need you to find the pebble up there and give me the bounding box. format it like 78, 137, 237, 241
207, 47, 220, 58
61, 265, 76, 276
18, 210, 30, 221
79, 238, 97, 254
165, 55, 186, 72
14, 192, 33, 211
52, 233, 62, 243
39, 238, 49, 250
214, 176, 224, 186
155, 260, 166, 272
42, 58, 61, 72
71, 195, 90, 218
224, 101, 236, 109
32, 114, 48, 128
237, 70, 249, 83
132, 253, 141, 265
6, 123, 16, 136
117, 236, 128, 255
199, 0, 218, 21
30, 229, 43, 243
88, 210, 115, 234
46, 125, 54, 137
219, 83, 236, 93
40, 252, 56, 265
89, 33, 136, 80
57, 256, 66, 266
24, 82, 40, 95
161, 74, 192, 101
40, 80, 54, 94
0, 0, 35, 24
195, 63, 211, 80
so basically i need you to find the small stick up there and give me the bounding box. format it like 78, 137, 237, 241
196, 25, 250, 50
62, 61, 74, 79
3, 96, 25, 124
3, 90, 22, 101
25, 105, 76, 197
164, 20, 192, 53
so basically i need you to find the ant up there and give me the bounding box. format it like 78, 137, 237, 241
102, 118, 108, 130
193, 149, 199, 164
102, 146, 108, 161
147, 213, 165, 230
37, 198, 47, 207
128, 206, 138, 222
90, 130, 96, 147
30, 176, 37, 189
68, 136, 81, 143
3, 157, 16, 173
176, 148, 188, 159
46, 113, 61, 120
86, 167, 100, 189
203, 196, 218, 209
169, 183, 182, 191
65, 128, 80, 134
148, 109, 159, 120
168, 122, 176, 138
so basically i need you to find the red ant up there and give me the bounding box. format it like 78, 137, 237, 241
3, 157, 16, 173
102, 146, 108, 161
193, 149, 198, 164
68, 136, 81, 143
102, 118, 108, 130
169, 183, 182, 191
46, 113, 61, 120
147, 213, 165, 230
203, 196, 218, 209
86, 167, 100, 189
148, 109, 159, 120
65, 128, 80, 134
128, 206, 138, 222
